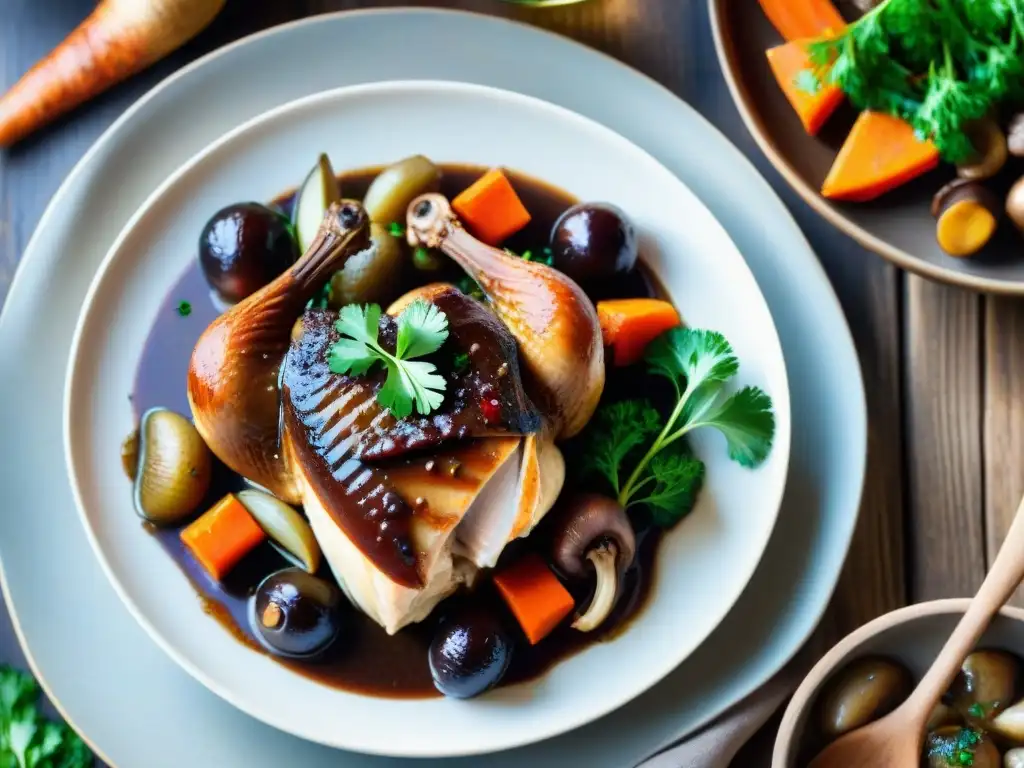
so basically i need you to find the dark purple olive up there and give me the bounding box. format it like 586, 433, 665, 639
549, 202, 638, 284
249, 568, 342, 659
429, 610, 512, 699
199, 202, 299, 303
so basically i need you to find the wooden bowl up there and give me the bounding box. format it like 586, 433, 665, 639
773, 599, 1024, 766
709, 0, 1024, 295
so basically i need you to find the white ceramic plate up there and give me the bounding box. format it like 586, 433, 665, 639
0, 9, 864, 767
64, 81, 790, 758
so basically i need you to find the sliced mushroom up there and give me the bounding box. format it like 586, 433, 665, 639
1007, 113, 1024, 157
235, 489, 321, 573
550, 494, 636, 632
958, 118, 1008, 181
932, 179, 999, 257
1008, 176, 1024, 232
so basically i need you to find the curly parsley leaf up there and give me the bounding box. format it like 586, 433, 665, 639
579, 400, 662, 496
579, 327, 775, 527
0, 666, 90, 768
327, 301, 448, 418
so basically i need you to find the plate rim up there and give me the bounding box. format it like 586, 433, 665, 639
62, 78, 792, 758
0, 7, 865, 766
707, 0, 1024, 296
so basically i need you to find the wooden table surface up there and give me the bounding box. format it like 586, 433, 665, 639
1, 0, 1017, 764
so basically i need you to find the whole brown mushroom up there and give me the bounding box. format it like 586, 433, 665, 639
1006, 747, 1024, 768
1007, 176, 1024, 233
924, 726, 1000, 768
957, 118, 1008, 181
931, 179, 1000, 258
550, 494, 636, 632
951, 650, 1020, 718
818, 657, 912, 738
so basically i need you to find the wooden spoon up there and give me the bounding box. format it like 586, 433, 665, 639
809, 493, 1024, 768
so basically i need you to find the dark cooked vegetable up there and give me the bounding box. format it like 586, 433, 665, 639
931, 179, 999, 258
133, 408, 212, 526
549, 202, 638, 284
0, 665, 91, 767
199, 202, 299, 303
428, 610, 512, 698
957, 118, 1008, 181
1008, 114, 1024, 158
551, 494, 636, 579
924, 726, 999, 768
250, 569, 342, 659
818, 657, 912, 738
1007, 176, 1024, 233
550, 494, 636, 633
951, 651, 1019, 718
363, 155, 441, 226
327, 222, 404, 306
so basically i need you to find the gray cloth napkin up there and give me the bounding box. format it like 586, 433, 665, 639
634, 635, 823, 768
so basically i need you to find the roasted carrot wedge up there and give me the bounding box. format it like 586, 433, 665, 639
757, 0, 846, 41
452, 168, 532, 246
494, 555, 575, 645
822, 111, 940, 202
180, 493, 265, 582
766, 40, 844, 135
597, 298, 682, 367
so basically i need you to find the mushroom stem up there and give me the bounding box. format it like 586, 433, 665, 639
572, 542, 619, 632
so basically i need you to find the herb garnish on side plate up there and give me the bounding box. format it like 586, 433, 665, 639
326, 300, 449, 419
580, 327, 775, 527
0, 665, 92, 768
803, 0, 1024, 162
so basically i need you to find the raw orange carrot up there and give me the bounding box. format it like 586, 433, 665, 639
821, 111, 940, 202
597, 298, 682, 367
180, 493, 265, 582
493, 555, 575, 645
766, 40, 844, 135
0, 0, 226, 147
452, 168, 532, 246
757, 0, 846, 41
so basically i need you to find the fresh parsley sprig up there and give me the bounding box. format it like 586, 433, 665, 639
580, 328, 774, 528
0, 665, 91, 768
326, 300, 449, 419
804, 0, 1024, 163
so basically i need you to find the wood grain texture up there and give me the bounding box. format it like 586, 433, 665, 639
0, 1, 914, 765
905, 275, 986, 600
984, 297, 1024, 607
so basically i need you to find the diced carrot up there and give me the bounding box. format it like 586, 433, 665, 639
766, 40, 844, 135
822, 111, 940, 202
452, 168, 532, 246
597, 298, 682, 367
493, 554, 575, 645
757, 0, 846, 41
180, 493, 265, 582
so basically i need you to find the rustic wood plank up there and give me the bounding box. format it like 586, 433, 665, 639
825, 261, 907, 637
905, 276, 986, 599
984, 296, 1024, 606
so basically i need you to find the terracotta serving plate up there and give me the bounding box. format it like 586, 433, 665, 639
710, 0, 1024, 294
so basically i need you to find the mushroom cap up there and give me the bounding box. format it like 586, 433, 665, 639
550, 493, 636, 578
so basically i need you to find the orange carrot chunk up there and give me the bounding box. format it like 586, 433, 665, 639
452, 168, 532, 246
766, 40, 844, 135
180, 493, 265, 582
821, 111, 940, 202
597, 298, 682, 367
757, 0, 846, 41
493, 555, 575, 645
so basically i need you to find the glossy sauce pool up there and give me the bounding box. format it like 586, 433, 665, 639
131, 164, 669, 698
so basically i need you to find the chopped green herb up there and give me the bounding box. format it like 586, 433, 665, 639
387, 221, 406, 238
794, 69, 822, 96
579, 327, 774, 528
968, 702, 986, 718
452, 352, 470, 373
457, 274, 484, 300
0, 665, 92, 768
326, 301, 448, 419
803, 0, 1024, 163
928, 726, 983, 766
176, 300, 192, 317
412, 247, 444, 272
307, 279, 334, 310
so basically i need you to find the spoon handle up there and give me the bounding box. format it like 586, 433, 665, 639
906, 492, 1024, 715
